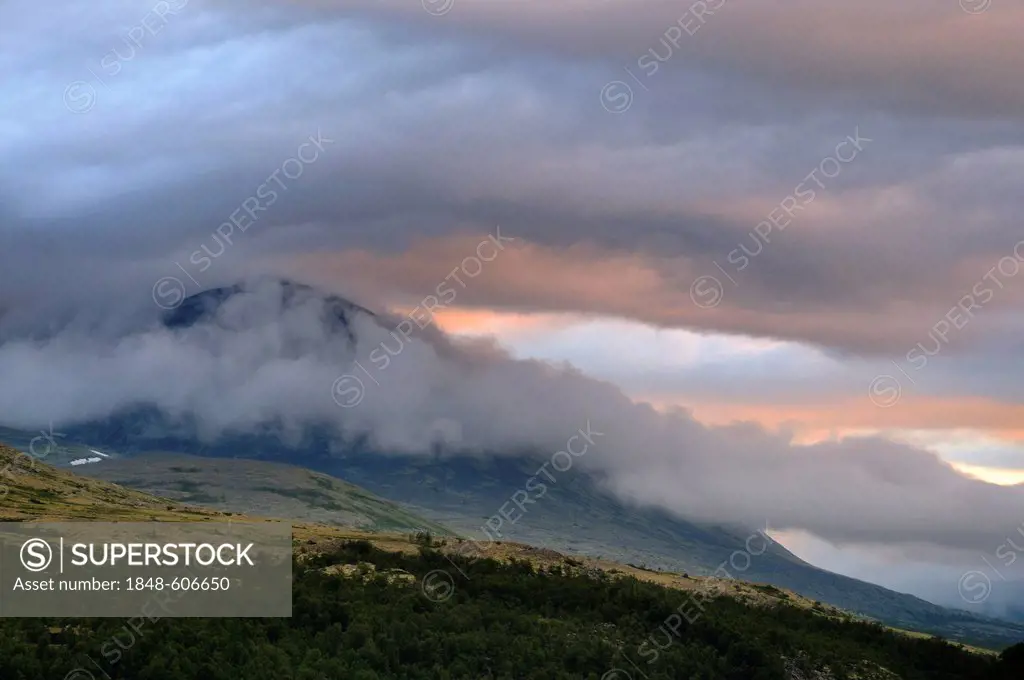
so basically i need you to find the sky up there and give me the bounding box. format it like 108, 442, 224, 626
2, 0, 1024, 614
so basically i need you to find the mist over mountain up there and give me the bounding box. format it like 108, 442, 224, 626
3, 0, 1023, 673
1, 278, 1022, 577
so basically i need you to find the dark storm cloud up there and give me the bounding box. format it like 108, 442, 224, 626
3, 0, 1022, 359
1, 279, 1023, 558
2, 0, 1024, 568
326, 0, 1024, 120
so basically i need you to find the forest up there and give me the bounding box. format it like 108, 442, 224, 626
0, 539, 1021, 680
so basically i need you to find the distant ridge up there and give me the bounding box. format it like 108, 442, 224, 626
10, 279, 1024, 650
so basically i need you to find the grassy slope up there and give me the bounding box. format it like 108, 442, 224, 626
30, 417, 1023, 647
0, 441, 1001, 659
327, 453, 1024, 650
0, 444, 856, 620
75, 452, 451, 535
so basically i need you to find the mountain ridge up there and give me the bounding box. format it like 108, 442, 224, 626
8, 280, 1024, 650
3, 441, 1022, 679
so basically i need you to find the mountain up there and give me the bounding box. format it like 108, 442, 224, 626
0, 424, 448, 535
306, 451, 1024, 649
0, 424, 120, 468
81, 451, 452, 535
162, 279, 374, 346
2, 441, 1024, 680
13, 280, 1024, 650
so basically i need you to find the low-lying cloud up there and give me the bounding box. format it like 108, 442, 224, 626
1, 279, 1020, 564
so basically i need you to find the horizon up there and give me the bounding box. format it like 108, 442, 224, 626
2, 0, 1023, 644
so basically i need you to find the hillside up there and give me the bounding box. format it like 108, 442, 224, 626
43, 282, 1024, 651
294, 451, 1024, 651
18, 412, 1024, 651
1, 442, 1022, 679
77, 452, 452, 535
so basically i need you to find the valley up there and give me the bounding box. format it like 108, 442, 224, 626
0, 441, 1021, 680
7, 425, 1023, 652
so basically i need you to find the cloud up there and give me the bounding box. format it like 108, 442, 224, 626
3, 0, 1024, 589
3, 0, 1024, 361
1, 279, 1022, 560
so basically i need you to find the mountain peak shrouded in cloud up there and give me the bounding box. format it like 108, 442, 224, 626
161, 278, 374, 348
3, 0, 1024, 355
2, 0, 1023, 627
0, 278, 1021, 575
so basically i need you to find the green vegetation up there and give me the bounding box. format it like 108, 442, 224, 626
1, 540, 1021, 679
253, 484, 348, 510
325, 453, 1024, 649
76, 452, 453, 535
6, 433, 1024, 649
0, 442, 1021, 678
